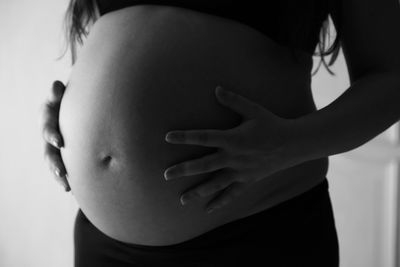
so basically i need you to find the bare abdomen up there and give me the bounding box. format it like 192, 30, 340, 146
59, 5, 327, 246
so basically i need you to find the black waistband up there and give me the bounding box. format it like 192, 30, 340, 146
114, 177, 330, 251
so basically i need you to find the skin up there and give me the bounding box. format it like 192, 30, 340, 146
57, 6, 329, 245
41, 80, 70, 191
42, 0, 400, 213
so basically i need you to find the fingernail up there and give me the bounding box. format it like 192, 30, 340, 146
55, 168, 61, 177
206, 207, 215, 213
164, 170, 170, 180
52, 138, 60, 148
216, 86, 231, 98
164, 167, 176, 180
165, 133, 173, 142
180, 193, 194, 205
180, 197, 187, 206
165, 131, 182, 142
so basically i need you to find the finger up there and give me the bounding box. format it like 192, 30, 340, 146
48, 80, 66, 104
40, 80, 65, 145
165, 129, 229, 148
44, 143, 70, 191
42, 120, 63, 148
164, 152, 230, 180
215, 86, 263, 120
41, 102, 64, 148
205, 182, 247, 213
180, 171, 235, 205
55, 174, 71, 192
44, 143, 67, 176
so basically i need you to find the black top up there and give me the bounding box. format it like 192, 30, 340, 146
96, 0, 330, 55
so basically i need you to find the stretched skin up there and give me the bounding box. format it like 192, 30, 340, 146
59, 5, 328, 246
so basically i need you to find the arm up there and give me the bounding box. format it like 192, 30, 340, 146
288, 0, 400, 163
158, 0, 400, 212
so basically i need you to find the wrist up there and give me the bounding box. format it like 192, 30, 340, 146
283, 117, 318, 167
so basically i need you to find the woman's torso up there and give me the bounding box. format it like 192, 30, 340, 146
59, 5, 328, 246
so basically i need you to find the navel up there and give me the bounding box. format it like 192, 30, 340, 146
98, 151, 118, 169
101, 155, 113, 165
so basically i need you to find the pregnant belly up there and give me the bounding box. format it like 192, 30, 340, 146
59, 5, 328, 246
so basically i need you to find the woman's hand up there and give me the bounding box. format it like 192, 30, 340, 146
41, 80, 70, 192
164, 86, 299, 213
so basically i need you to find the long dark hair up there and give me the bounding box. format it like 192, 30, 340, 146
59, 0, 342, 76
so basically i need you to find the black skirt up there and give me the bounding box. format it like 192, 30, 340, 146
74, 178, 339, 267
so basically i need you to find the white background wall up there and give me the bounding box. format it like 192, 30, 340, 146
0, 1, 398, 267
0, 1, 77, 266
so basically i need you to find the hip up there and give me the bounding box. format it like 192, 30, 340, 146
74, 178, 339, 267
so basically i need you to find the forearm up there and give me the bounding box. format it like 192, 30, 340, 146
289, 70, 400, 164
